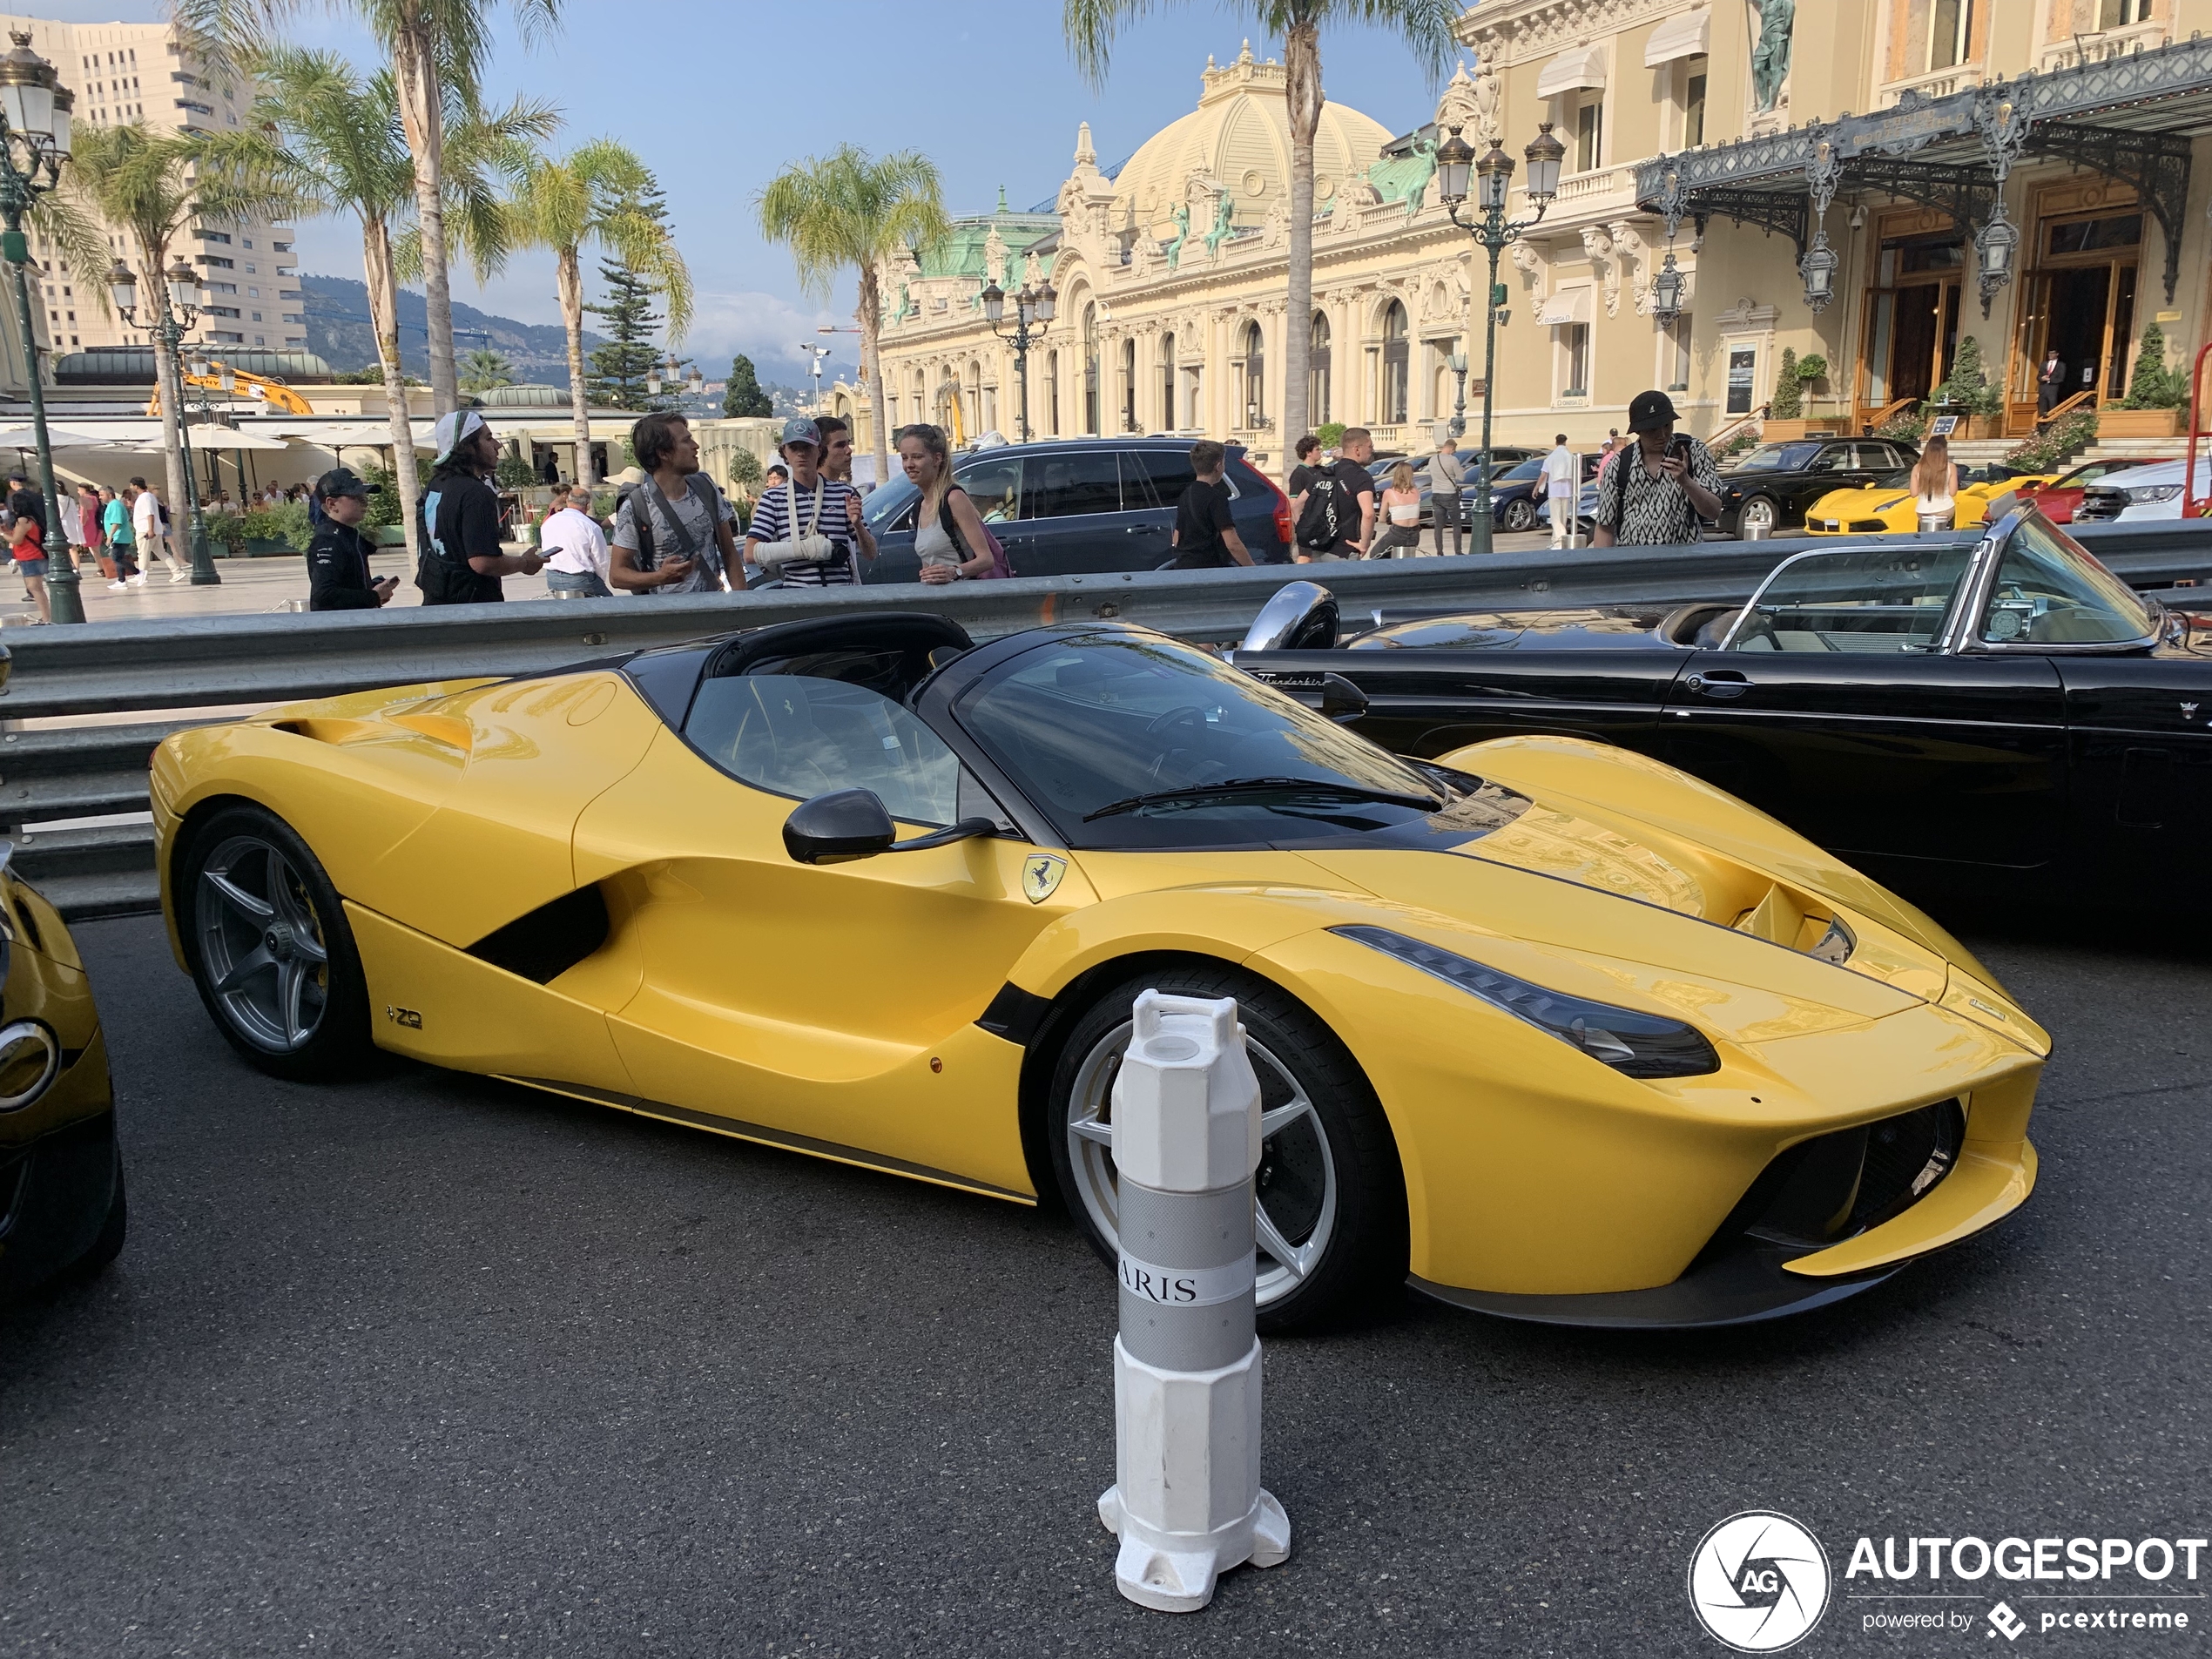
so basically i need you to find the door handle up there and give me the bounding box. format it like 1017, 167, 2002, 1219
1686, 670, 1752, 698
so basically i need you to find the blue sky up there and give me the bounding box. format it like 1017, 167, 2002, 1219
35, 1, 1463, 383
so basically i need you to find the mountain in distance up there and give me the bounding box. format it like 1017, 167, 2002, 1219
303, 273, 603, 386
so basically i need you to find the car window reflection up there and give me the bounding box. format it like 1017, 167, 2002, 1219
685, 673, 961, 825
1979, 516, 2155, 646
1730, 546, 1974, 653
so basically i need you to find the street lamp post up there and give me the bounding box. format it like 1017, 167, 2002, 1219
111, 254, 219, 583
1435, 121, 1563, 557
0, 32, 79, 620
980, 275, 1055, 443
1446, 351, 1468, 439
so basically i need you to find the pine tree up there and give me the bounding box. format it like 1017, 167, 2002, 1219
583, 256, 662, 412
724, 353, 772, 417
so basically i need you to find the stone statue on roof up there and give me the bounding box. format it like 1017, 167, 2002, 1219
1751, 0, 1794, 113
1203, 191, 1236, 257
1165, 202, 1190, 270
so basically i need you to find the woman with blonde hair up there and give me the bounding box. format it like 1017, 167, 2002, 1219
1370, 458, 1426, 558
1912, 434, 1959, 532
898, 423, 996, 585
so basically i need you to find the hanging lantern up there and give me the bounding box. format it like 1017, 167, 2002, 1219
1799, 233, 1839, 314
1652, 253, 1685, 326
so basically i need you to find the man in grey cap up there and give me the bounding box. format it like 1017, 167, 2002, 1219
417, 408, 543, 604
305, 467, 395, 610
742, 415, 866, 587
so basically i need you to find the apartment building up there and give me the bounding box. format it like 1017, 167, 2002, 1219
0, 12, 303, 359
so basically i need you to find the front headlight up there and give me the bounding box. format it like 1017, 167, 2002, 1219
2128, 483, 2183, 502
1333, 926, 1721, 1079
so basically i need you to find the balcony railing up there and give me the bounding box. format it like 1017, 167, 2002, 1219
1517, 163, 1635, 221
1878, 62, 1985, 105
2039, 19, 2167, 73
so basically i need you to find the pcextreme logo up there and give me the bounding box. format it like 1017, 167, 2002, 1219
1688, 1511, 1833, 1652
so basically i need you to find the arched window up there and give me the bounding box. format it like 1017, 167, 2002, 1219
1160, 332, 1177, 430
1239, 320, 1265, 429
1309, 311, 1332, 427
1121, 337, 1137, 432
1381, 300, 1409, 425
1046, 349, 1060, 435
1082, 303, 1100, 435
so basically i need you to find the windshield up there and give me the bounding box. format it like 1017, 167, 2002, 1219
864, 474, 921, 531
1501, 456, 1543, 482
1730, 442, 1824, 474
956, 632, 1454, 848
1979, 514, 2155, 646
1730, 545, 1975, 652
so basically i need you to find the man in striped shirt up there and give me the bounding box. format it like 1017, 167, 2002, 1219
743, 416, 867, 586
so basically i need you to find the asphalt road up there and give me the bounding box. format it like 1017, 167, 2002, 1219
3, 912, 2207, 1658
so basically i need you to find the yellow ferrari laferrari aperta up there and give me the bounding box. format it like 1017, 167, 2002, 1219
151, 614, 2046, 1331
1804, 468, 2054, 536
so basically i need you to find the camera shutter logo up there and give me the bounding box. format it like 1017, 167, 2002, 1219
1687, 1511, 1832, 1652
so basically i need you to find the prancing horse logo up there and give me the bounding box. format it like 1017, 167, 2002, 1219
1022, 854, 1068, 904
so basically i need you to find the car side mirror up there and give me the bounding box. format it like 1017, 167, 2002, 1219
784, 788, 897, 864
1318, 671, 1368, 723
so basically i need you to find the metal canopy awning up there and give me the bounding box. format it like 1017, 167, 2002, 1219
1634, 32, 2212, 313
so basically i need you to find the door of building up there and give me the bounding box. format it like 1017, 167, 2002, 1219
2005, 189, 2141, 435
1854, 219, 1963, 432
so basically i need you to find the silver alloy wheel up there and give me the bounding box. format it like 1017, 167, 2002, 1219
1065, 1019, 1339, 1309
195, 833, 331, 1053
1740, 496, 1778, 536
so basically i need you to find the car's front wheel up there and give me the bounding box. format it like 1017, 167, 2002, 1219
1047, 964, 1406, 1332
181, 805, 372, 1082
1501, 497, 1537, 532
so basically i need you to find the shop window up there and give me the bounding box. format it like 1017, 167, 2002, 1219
1930, 0, 1973, 71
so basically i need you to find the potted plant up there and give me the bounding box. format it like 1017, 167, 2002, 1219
2101, 322, 2188, 438
1925, 336, 2005, 439
1761, 349, 1844, 440
200, 508, 247, 557
361, 461, 410, 548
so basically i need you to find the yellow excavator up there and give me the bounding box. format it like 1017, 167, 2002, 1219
145, 361, 314, 417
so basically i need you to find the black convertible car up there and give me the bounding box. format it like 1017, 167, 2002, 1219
1716, 435, 1920, 538
1232, 506, 2209, 901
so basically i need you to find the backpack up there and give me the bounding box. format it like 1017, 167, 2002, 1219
1294, 468, 1346, 549
618, 472, 724, 578
941, 489, 1014, 579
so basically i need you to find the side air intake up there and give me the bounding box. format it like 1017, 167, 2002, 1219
466, 886, 610, 985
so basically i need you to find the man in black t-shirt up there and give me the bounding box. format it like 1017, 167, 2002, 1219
417, 409, 543, 604
1168, 441, 1252, 570
1286, 428, 1376, 560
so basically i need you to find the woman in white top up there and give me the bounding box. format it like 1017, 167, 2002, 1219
899, 423, 995, 584
1369, 460, 1426, 558
1912, 435, 1959, 532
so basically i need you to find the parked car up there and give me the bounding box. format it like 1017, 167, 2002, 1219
1232, 504, 2204, 907
1803, 467, 2049, 536
2071, 456, 2210, 523
860, 437, 1291, 581
1714, 436, 1919, 537
1367, 447, 1539, 529
2001, 455, 2179, 524
1490, 453, 1602, 532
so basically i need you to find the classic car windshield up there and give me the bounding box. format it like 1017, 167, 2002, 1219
1978, 514, 2155, 646
1729, 442, 1825, 474
957, 631, 1450, 848
1730, 545, 1974, 653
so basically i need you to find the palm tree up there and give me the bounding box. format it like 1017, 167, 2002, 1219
1065, 0, 1458, 455
758, 146, 948, 492
459, 347, 515, 389
62, 122, 293, 569
180, 0, 564, 412
505, 139, 691, 487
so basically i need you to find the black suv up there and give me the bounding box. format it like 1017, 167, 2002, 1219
861, 436, 1291, 582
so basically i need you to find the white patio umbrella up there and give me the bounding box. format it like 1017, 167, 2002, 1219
0, 424, 128, 450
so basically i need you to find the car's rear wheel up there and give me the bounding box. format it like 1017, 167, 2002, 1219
182, 806, 371, 1082
1738, 496, 1780, 537
1501, 497, 1537, 532
1047, 964, 1406, 1332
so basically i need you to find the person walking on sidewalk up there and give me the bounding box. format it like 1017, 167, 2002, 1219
8, 496, 50, 623
103, 485, 142, 586
1428, 439, 1467, 556
1167, 440, 1253, 569
131, 476, 186, 582
1541, 434, 1580, 549
417, 410, 544, 604
305, 468, 395, 610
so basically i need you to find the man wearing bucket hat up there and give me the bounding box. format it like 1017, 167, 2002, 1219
1588, 389, 1722, 548
305, 467, 397, 610
417, 409, 543, 604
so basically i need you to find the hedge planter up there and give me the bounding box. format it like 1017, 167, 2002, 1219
2098, 408, 2183, 439
1759, 418, 1845, 441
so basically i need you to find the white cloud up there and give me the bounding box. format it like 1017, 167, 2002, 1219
685, 289, 853, 382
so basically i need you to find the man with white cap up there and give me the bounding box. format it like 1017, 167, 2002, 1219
416, 409, 543, 604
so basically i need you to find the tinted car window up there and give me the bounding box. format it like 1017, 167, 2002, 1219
865, 474, 921, 533
1807, 446, 1857, 473
1130, 449, 1198, 507
954, 455, 1023, 523
685, 672, 961, 825
1730, 442, 1825, 473
1731, 546, 1973, 653
1024, 451, 1123, 519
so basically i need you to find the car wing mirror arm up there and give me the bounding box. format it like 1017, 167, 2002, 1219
786, 789, 999, 865
890, 817, 1000, 853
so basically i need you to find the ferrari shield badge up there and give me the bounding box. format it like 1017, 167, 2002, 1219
1022, 854, 1068, 904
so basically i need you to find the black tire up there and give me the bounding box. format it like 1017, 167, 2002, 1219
70, 1146, 126, 1278
179, 805, 373, 1082
1501, 496, 1537, 532
1045, 963, 1406, 1333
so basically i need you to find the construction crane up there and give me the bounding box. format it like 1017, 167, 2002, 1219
145, 361, 314, 418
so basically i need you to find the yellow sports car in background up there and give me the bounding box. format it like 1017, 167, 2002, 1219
151, 613, 2046, 1331
1804, 467, 2055, 536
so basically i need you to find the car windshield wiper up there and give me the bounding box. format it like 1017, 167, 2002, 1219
1082, 775, 1442, 822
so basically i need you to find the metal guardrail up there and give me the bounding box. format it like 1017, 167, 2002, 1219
8, 519, 2210, 921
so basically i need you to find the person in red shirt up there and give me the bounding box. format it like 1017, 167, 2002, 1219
10, 508, 51, 623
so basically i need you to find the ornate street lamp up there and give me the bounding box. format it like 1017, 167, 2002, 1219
982, 272, 1054, 442
685, 365, 704, 400
1650, 253, 1686, 327
1798, 233, 1839, 312
1438, 121, 1563, 556
1975, 207, 2020, 318
0, 31, 83, 618
114, 252, 219, 584
1446, 350, 1469, 440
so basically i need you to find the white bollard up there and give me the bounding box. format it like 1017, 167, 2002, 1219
1096, 991, 1291, 1613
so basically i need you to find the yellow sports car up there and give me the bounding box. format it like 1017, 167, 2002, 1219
1804, 468, 2054, 536
151, 614, 2045, 1331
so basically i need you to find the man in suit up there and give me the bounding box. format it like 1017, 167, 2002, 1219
2039, 348, 2067, 417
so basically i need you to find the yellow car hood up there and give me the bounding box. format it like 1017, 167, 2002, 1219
1808, 482, 1912, 520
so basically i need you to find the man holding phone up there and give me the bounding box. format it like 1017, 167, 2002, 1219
1589, 389, 1722, 548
